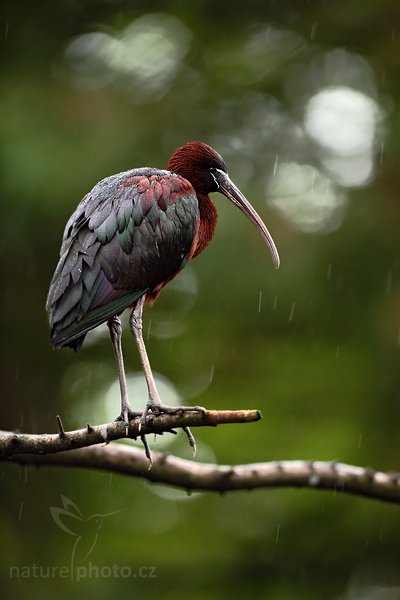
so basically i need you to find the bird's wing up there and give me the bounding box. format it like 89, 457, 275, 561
46, 169, 198, 349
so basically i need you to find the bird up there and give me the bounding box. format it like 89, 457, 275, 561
46, 141, 280, 455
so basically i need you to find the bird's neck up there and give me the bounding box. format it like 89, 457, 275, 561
193, 194, 218, 258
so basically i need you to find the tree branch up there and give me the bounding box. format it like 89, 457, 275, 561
1, 410, 399, 504
2, 444, 400, 504
0, 409, 261, 455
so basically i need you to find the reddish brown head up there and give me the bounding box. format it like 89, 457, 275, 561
168, 141, 280, 269
168, 141, 227, 196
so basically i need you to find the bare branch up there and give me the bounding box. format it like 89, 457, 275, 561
1, 409, 399, 503
0, 409, 261, 456
3, 445, 400, 504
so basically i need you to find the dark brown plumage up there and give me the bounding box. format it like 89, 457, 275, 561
46, 141, 279, 453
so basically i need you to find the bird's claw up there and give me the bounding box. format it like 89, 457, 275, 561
138, 402, 205, 457
114, 403, 204, 464
142, 403, 207, 419
183, 426, 197, 456
139, 402, 206, 430
140, 434, 153, 468
114, 408, 142, 435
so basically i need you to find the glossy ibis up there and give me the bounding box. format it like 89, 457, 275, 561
46, 142, 279, 452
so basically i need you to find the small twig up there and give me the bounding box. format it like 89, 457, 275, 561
55, 415, 65, 438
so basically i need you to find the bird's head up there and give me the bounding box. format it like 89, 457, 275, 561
168, 141, 227, 195
168, 141, 280, 269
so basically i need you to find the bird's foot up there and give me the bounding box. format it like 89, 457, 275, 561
113, 408, 154, 465
114, 404, 205, 464
114, 407, 142, 435
140, 402, 207, 427
139, 402, 206, 457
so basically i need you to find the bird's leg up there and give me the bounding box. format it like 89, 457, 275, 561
107, 316, 140, 433
129, 296, 206, 437
129, 296, 162, 417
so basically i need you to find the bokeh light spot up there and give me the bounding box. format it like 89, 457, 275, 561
267, 162, 347, 233
304, 86, 383, 187
64, 13, 192, 103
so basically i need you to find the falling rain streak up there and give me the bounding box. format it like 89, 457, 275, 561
326, 263, 332, 280
288, 302, 295, 323
275, 524, 280, 544
209, 364, 214, 383
310, 22, 318, 40
258, 291, 263, 313
273, 154, 279, 176
386, 270, 392, 295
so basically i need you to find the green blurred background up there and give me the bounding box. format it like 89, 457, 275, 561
1, 0, 400, 597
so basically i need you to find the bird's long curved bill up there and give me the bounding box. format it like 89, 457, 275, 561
218, 172, 280, 269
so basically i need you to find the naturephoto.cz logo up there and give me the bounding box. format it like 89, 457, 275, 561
9, 495, 157, 582
9, 562, 157, 582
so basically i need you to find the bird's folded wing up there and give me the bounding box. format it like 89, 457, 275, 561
46, 169, 198, 349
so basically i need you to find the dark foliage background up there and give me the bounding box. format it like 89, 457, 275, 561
1, 1, 400, 597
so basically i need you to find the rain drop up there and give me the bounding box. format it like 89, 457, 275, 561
288, 302, 296, 323
275, 523, 280, 544
326, 263, 332, 280
386, 270, 392, 295
311, 169, 316, 192
310, 22, 318, 40
273, 154, 279, 176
